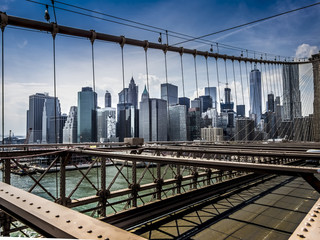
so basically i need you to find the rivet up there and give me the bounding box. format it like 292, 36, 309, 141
66, 220, 71, 223
105, 238, 109, 240
78, 226, 83, 229
97, 235, 102, 238
317, 207, 320, 210
297, 234, 305, 238
10, 194, 14, 196
302, 227, 308, 232
314, 210, 319, 213
5, 191, 8, 194
55, 215, 60, 218
46, 210, 50, 213
22, 200, 26, 202
37, 207, 41, 209
311, 213, 317, 217
29, 203, 33, 205
0, 189, 3, 191
87, 230, 92, 233
305, 222, 311, 227
309, 218, 314, 222
16, 197, 20, 199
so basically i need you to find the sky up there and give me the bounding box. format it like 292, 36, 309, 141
0, 0, 319, 136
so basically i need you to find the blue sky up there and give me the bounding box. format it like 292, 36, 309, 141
0, 0, 319, 136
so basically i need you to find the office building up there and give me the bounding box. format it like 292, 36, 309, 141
249, 66, 262, 125
267, 93, 275, 112
236, 105, 245, 117
104, 90, 112, 108
201, 127, 223, 142
220, 87, 234, 111
161, 83, 178, 106
199, 95, 212, 113
169, 105, 187, 141
188, 108, 201, 140
282, 64, 301, 120
42, 96, 61, 143
97, 107, 117, 142
179, 97, 190, 110
235, 118, 255, 141
139, 86, 167, 141
77, 87, 97, 142
63, 106, 78, 143
205, 87, 217, 109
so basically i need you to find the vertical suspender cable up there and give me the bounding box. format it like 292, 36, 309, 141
205, 54, 210, 90
232, 60, 238, 107
193, 51, 199, 98
164, 47, 170, 140
239, 61, 245, 106
144, 41, 150, 92
120, 36, 126, 140
245, 61, 250, 113
180, 49, 185, 98
90, 30, 96, 92
1, 26, 4, 145
215, 58, 221, 112
52, 24, 58, 144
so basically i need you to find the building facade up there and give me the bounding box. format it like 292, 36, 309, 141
249, 66, 262, 126
63, 106, 78, 143
104, 90, 112, 108
169, 105, 187, 141
161, 83, 178, 106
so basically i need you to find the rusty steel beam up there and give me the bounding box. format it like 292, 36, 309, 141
0, 13, 308, 65
289, 197, 320, 239
0, 182, 145, 239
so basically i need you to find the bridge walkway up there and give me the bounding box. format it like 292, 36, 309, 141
132, 175, 319, 239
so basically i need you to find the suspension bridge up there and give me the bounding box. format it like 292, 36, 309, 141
0, 10, 320, 240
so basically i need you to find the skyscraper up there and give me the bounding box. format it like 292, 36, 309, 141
42, 96, 61, 143
169, 105, 187, 141
282, 64, 301, 120
249, 66, 262, 125
267, 93, 275, 112
220, 87, 234, 111
77, 87, 97, 142
27, 93, 60, 143
139, 86, 167, 141
63, 106, 78, 143
179, 97, 190, 110
97, 107, 116, 142
104, 90, 112, 108
161, 83, 178, 106
128, 77, 139, 109
199, 95, 212, 113
205, 87, 217, 109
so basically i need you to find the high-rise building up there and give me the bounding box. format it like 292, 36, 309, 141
50, 114, 67, 143
282, 64, 301, 120
27, 93, 60, 143
63, 106, 78, 143
205, 87, 217, 109
104, 90, 112, 108
169, 105, 187, 141
161, 83, 178, 106
77, 87, 97, 142
199, 95, 212, 113
179, 97, 190, 110
235, 118, 255, 141
128, 77, 138, 109
139, 86, 167, 141
267, 93, 275, 112
236, 105, 245, 117
188, 108, 201, 140
97, 107, 116, 142
249, 66, 262, 125
42, 96, 61, 143
201, 127, 223, 142
191, 98, 201, 109
311, 53, 320, 141
220, 87, 234, 111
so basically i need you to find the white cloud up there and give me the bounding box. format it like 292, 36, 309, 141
295, 43, 319, 59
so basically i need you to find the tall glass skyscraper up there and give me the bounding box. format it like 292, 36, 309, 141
161, 83, 178, 106
249, 66, 262, 126
42, 96, 61, 143
77, 87, 97, 142
104, 90, 112, 108
205, 87, 217, 109
282, 64, 301, 120
63, 106, 78, 143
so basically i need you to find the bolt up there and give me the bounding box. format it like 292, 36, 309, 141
308, 218, 314, 222
78, 226, 83, 229
29, 203, 33, 205
37, 207, 41, 209
314, 210, 319, 213
87, 230, 92, 233
311, 213, 317, 217
16, 197, 20, 199
10, 194, 13, 196
297, 234, 305, 238
55, 215, 60, 218
5, 191, 8, 194
46, 210, 50, 213
22, 200, 26, 202
305, 222, 311, 227
0, 189, 3, 191
97, 235, 102, 238
301, 227, 308, 232
66, 220, 71, 223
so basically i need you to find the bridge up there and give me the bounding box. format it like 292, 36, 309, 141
1, 3, 320, 239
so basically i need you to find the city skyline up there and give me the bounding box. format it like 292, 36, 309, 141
0, 0, 319, 135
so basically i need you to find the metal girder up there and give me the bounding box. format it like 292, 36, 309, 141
69, 149, 320, 176
289, 197, 320, 239
0, 182, 145, 239
0, 12, 307, 65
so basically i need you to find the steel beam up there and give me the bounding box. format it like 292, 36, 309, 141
0, 182, 145, 239
0, 12, 307, 65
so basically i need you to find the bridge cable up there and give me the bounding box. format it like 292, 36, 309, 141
120, 36, 126, 140
232, 60, 238, 107
163, 47, 171, 140
1, 21, 5, 145
144, 41, 150, 92
215, 58, 221, 112
239, 61, 245, 106
193, 51, 199, 99
180, 49, 185, 98
245, 60, 250, 114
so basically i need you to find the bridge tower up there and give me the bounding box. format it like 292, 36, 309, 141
311, 53, 320, 142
